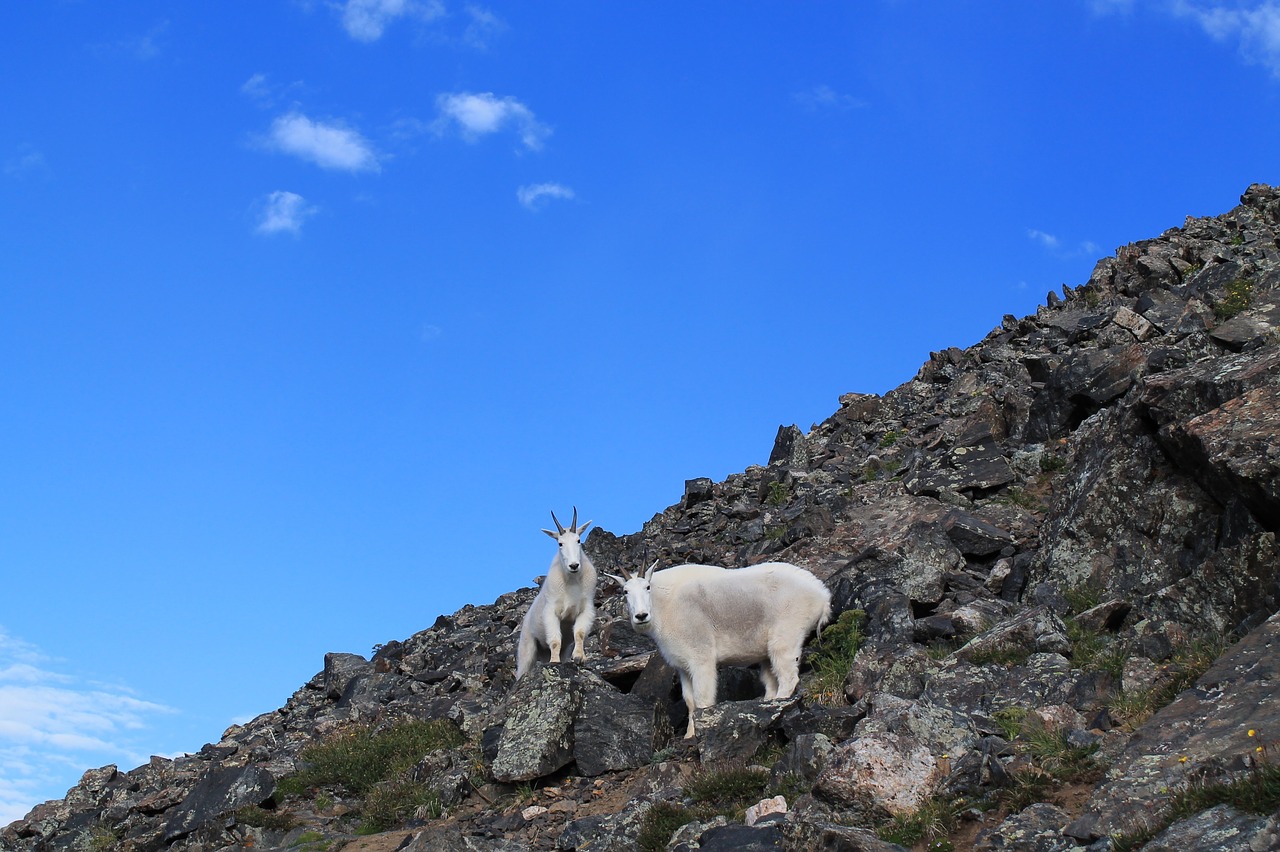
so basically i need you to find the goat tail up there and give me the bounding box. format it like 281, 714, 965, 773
813, 599, 833, 646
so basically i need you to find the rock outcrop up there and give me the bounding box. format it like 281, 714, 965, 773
6, 184, 1280, 851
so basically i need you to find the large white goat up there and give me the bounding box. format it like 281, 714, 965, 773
515, 508, 599, 680
607, 561, 831, 738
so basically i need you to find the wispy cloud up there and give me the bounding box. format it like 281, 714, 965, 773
0, 628, 174, 826
337, 0, 445, 42
793, 84, 867, 112
1027, 228, 1062, 250
434, 92, 551, 151
1170, 0, 1280, 77
3, 146, 48, 180
264, 111, 380, 172
462, 5, 507, 49
240, 74, 306, 110
1028, 228, 1099, 257
517, 182, 575, 211
256, 191, 318, 235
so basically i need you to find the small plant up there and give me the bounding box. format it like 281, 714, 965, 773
991, 707, 1028, 741
1214, 277, 1253, 319
685, 765, 770, 815
650, 746, 677, 764
87, 824, 121, 852
275, 718, 466, 834
807, 609, 867, 704
360, 779, 443, 833
763, 524, 788, 542
768, 771, 812, 802
1019, 723, 1101, 783
1062, 583, 1102, 616
995, 768, 1056, 812
291, 831, 331, 851
1109, 634, 1232, 729
1067, 621, 1126, 678
997, 487, 1044, 512
879, 429, 903, 448
876, 795, 958, 847
234, 804, 298, 832
765, 480, 791, 506
637, 802, 698, 852
1039, 452, 1067, 474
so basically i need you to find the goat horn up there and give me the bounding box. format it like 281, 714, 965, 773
550, 510, 565, 534
571, 506, 579, 532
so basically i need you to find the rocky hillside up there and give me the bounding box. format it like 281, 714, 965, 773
6, 184, 1280, 852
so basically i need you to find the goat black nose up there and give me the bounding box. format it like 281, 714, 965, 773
569, 562, 580, 570
635, 612, 649, 622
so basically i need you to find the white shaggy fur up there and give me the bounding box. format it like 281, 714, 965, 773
515, 508, 598, 680
607, 561, 831, 738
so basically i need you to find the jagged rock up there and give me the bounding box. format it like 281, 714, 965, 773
814, 731, 942, 817
680, 821, 784, 850
1080, 610, 1280, 838
695, 698, 794, 764
770, 734, 832, 788
956, 606, 1071, 662
781, 816, 909, 850
491, 665, 583, 782
161, 763, 275, 843
904, 442, 1016, 497
1161, 383, 1280, 530
1139, 803, 1280, 851
973, 802, 1077, 850
574, 676, 667, 776
941, 509, 1014, 556
322, 652, 372, 700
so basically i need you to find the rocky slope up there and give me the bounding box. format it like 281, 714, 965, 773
5, 184, 1280, 852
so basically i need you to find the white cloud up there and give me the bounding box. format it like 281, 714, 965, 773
4, 146, 49, 180
434, 92, 551, 150
1171, 0, 1280, 77
463, 5, 507, 49
793, 84, 867, 112
0, 628, 174, 826
1028, 228, 1101, 258
1027, 228, 1062, 250
265, 111, 380, 172
338, 0, 444, 42
517, 182, 576, 211
257, 191, 318, 235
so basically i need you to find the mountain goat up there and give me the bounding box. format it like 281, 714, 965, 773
515, 508, 598, 680
606, 561, 831, 738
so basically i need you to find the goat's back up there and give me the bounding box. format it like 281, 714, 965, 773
650, 561, 830, 651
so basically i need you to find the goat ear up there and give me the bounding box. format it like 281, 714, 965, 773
603, 573, 627, 589
577, 520, 593, 535
541, 528, 559, 540
644, 560, 658, 581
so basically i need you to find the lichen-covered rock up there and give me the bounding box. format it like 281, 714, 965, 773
491, 665, 583, 782
814, 731, 942, 817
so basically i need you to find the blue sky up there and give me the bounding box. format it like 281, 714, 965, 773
2, 0, 1278, 825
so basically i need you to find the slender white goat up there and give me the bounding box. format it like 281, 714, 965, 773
514, 507, 599, 680
606, 560, 831, 738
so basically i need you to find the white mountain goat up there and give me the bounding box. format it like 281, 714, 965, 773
515, 508, 599, 680
606, 560, 831, 738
